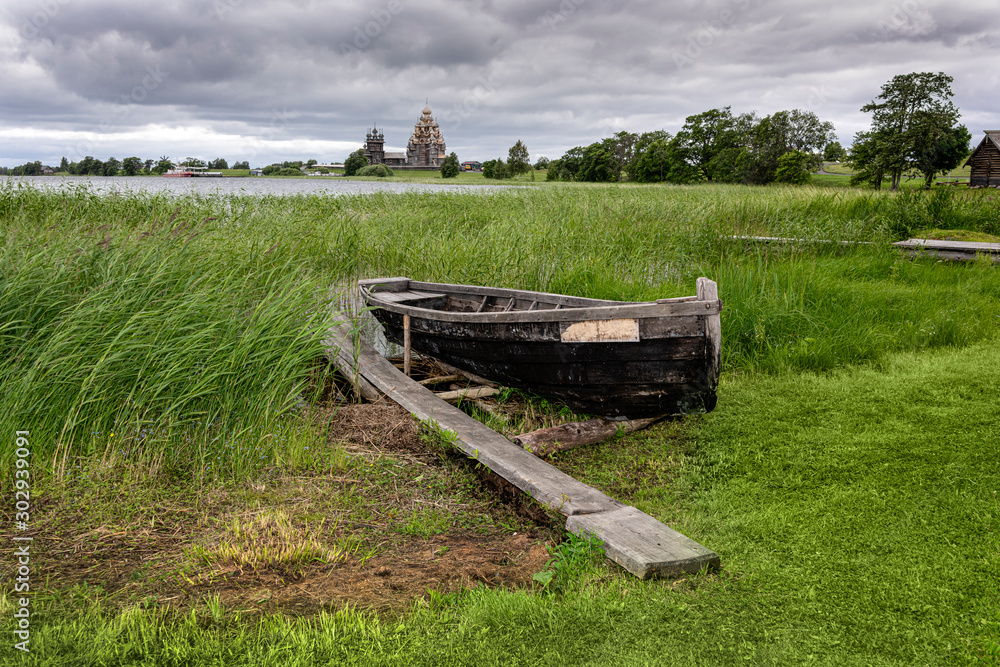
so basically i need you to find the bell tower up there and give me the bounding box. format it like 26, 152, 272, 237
364, 125, 385, 164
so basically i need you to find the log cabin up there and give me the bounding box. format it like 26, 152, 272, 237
965, 130, 1000, 187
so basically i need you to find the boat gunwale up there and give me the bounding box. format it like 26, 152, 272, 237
358, 278, 722, 324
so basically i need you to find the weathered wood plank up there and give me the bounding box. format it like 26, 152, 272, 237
434, 386, 499, 403
323, 321, 383, 402
514, 417, 662, 456
697, 278, 722, 389
417, 374, 463, 387
567, 506, 720, 579
893, 238, 1000, 253
360, 278, 721, 323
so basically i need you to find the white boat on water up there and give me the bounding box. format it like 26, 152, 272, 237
163, 166, 223, 178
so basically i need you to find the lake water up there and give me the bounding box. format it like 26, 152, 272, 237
7, 175, 509, 197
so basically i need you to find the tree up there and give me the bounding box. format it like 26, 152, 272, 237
121, 156, 143, 176
846, 132, 891, 189
507, 140, 530, 179
856, 72, 961, 191
232, 160, 250, 170
180, 157, 206, 167
606, 131, 639, 181
774, 151, 813, 184
208, 158, 228, 169
624, 131, 672, 182
740, 110, 833, 185
577, 141, 615, 182
102, 157, 121, 176
152, 157, 173, 175
59, 156, 69, 172
12, 161, 43, 176
672, 107, 744, 182
824, 141, 847, 162
143, 159, 154, 174
344, 149, 368, 176
911, 124, 971, 188
533, 156, 550, 170
440, 152, 460, 178
554, 147, 585, 180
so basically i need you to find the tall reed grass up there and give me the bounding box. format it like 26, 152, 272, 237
0, 183, 345, 481
3, 180, 997, 480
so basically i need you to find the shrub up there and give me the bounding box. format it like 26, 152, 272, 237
440, 152, 460, 179
344, 150, 368, 176
357, 164, 394, 177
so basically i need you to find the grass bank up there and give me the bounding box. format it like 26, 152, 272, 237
2, 179, 998, 664
7, 341, 997, 664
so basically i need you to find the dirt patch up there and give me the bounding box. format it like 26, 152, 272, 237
195, 533, 550, 616
13, 401, 561, 616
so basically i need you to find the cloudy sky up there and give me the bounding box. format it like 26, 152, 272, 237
1, 0, 998, 168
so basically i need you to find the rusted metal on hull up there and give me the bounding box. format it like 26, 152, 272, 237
359, 278, 722, 418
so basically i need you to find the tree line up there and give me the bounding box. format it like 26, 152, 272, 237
541, 107, 837, 185
499, 72, 969, 191
6, 156, 251, 176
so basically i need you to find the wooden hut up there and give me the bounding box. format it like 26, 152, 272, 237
965, 130, 1000, 187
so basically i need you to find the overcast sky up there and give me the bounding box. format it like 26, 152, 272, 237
1, 0, 998, 167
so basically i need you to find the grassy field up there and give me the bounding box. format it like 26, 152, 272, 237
2, 179, 998, 664
823, 162, 972, 181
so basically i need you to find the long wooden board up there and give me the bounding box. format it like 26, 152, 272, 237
325, 318, 721, 579
893, 238, 1000, 262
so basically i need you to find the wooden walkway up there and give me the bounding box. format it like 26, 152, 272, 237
732, 235, 1000, 263
892, 238, 1000, 262
326, 319, 720, 579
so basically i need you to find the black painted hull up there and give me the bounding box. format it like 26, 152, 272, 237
359, 278, 722, 418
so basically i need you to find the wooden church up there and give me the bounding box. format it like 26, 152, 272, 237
965, 130, 1000, 187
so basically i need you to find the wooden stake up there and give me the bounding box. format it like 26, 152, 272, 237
403, 313, 411, 377
514, 416, 664, 456
434, 386, 499, 403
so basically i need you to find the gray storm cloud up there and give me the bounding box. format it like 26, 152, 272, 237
1, 0, 998, 165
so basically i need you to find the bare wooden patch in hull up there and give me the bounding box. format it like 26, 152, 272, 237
560, 318, 641, 343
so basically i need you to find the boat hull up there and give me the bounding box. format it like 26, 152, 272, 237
359, 278, 722, 418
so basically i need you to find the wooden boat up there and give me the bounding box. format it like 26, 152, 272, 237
358, 277, 722, 418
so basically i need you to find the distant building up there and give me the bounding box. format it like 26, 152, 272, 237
965, 130, 1000, 187
461, 161, 482, 172
40, 165, 55, 175
364, 103, 448, 170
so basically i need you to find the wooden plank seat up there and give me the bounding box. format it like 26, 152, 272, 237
374, 289, 447, 304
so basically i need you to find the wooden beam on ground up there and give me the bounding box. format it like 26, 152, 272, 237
431, 359, 498, 388
325, 319, 720, 579
514, 417, 662, 456
323, 318, 383, 402
417, 374, 463, 387
567, 506, 720, 579
893, 238, 1000, 263
434, 386, 500, 403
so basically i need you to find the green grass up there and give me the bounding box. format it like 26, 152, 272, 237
2, 178, 998, 664
823, 162, 972, 181
7, 341, 995, 665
